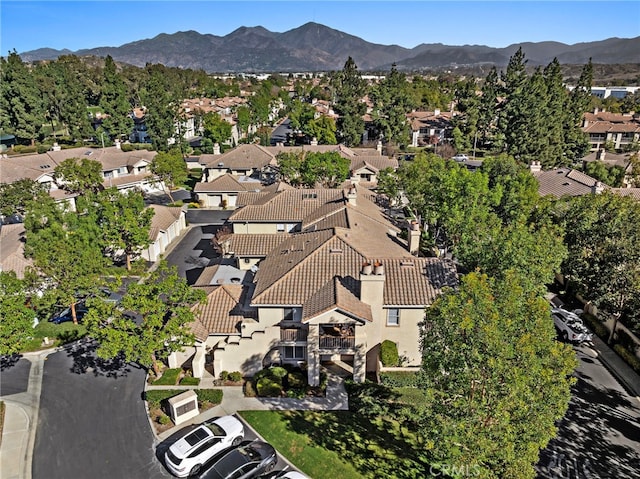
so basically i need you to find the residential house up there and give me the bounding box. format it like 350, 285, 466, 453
142, 204, 187, 262
170, 185, 458, 386
582, 110, 640, 152
407, 110, 454, 148
193, 174, 263, 208
530, 161, 605, 198
200, 144, 275, 182
178, 97, 249, 145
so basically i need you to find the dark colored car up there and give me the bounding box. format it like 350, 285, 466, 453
199, 440, 277, 479
49, 303, 89, 324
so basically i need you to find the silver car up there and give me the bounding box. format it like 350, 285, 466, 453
164, 415, 245, 477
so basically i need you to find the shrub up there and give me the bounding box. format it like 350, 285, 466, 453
256, 377, 283, 397
144, 389, 184, 408
158, 414, 171, 425
180, 376, 200, 386
380, 340, 399, 366
152, 368, 181, 385
188, 202, 200, 209
582, 313, 609, 339
270, 366, 288, 380
196, 389, 223, 405
219, 371, 229, 381
120, 143, 134, 152
244, 380, 257, 397
380, 371, 419, 388
228, 371, 243, 382
616, 329, 639, 354
37, 144, 50, 154
613, 344, 640, 374
286, 371, 306, 389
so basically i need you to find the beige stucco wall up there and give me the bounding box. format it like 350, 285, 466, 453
232, 223, 280, 234
379, 308, 425, 366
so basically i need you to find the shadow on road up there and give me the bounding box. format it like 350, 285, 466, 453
63, 339, 137, 378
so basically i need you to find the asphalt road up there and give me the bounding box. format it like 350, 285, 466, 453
163, 224, 222, 284
33, 340, 170, 479
536, 344, 640, 479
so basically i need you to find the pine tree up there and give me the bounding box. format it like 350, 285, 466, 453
99, 55, 133, 140
331, 57, 367, 146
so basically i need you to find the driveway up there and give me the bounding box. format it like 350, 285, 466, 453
164, 225, 223, 284
32, 341, 171, 479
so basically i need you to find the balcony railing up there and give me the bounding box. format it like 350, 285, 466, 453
319, 335, 355, 350
280, 329, 307, 342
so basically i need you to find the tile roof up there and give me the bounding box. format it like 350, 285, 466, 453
224, 234, 291, 256
0, 223, 33, 279
190, 285, 250, 338
610, 188, 640, 200
147, 205, 183, 240
194, 174, 262, 193
229, 188, 344, 222
534, 168, 600, 198
302, 276, 373, 323
201, 144, 274, 170
350, 156, 398, 173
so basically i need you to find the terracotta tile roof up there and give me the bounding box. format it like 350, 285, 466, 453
534, 168, 600, 198
350, 156, 398, 173
103, 172, 153, 188
225, 234, 290, 256
201, 144, 274, 169
303, 276, 373, 322
194, 174, 262, 193
193, 265, 220, 287
190, 285, 250, 338
0, 223, 33, 279
229, 188, 344, 223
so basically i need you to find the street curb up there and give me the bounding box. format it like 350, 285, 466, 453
593, 345, 640, 398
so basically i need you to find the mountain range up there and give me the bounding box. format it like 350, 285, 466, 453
19, 22, 640, 73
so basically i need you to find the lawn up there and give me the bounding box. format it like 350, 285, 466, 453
22, 321, 87, 352
239, 411, 364, 479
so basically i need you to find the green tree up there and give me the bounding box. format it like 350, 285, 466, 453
331, 57, 367, 146
150, 149, 188, 203
376, 167, 401, 205
140, 64, 181, 151
559, 191, 640, 341
0, 179, 49, 217
99, 55, 133, 140
96, 188, 154, 270
54, 157, 104, 195
202, 111, 233, 147
478, 67, 500, 150
419, 271, 577, 479
583, 161, 626, 187
0, 271, 35, 355
307, 115, 337, 145
288, 99, 316, 135
235, 105, 251, 139
276, 151, 305, 187
84, 262, 206, 375
24, 195, 108, 324
370, 63, 414, 146
300, 151, 350, 188
564, 61, 593, 162
0, 51, 45, 145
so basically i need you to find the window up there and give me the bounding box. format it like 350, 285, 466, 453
283, 346, 305, 359
283, 308, 296, 321
387, 308, 400, 326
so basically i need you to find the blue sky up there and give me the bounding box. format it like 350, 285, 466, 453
2, 1, 639, 54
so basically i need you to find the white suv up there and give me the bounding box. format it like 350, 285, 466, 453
164, 415, 245, 477
452, 154, 469, 162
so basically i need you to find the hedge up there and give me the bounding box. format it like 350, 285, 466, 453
144, 388, 223, 408
379, 371, 419, 388
613, 345, 640, 375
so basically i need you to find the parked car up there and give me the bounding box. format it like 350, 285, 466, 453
164, 415, 245, 477
277, 471, 310, 479
49, 303, 89, 324
199, 440, 277, 479
551, 307, 593, 344
452, 154, 469, 162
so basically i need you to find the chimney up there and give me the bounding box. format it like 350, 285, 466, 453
114, 139, 121, 150
529, 161, 542, 173
376, 141, 382, 154
347, 184, 357, 206
596, 149, 606, 161
360, 261, 385, 306
213, 143, 221, 155
592, 181, 605, 195
408, 221, 420, 255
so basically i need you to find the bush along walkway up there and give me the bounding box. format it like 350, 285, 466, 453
152, 371, 348, 442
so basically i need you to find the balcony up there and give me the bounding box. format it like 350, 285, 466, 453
319, 335, 355, 350
280, 328, 307, 342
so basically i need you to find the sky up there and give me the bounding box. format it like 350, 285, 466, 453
1, 0, 639, 54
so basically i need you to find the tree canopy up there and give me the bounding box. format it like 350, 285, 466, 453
0, 271, 36, 355
150, 149, 188, 202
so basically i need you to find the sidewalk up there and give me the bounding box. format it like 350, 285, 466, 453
153, 371, 348, 442
591, 334, 640, 398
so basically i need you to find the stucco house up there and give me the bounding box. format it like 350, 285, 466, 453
407, 110, 453, 147
582, 109, 640, 152
169, 185, 458, 386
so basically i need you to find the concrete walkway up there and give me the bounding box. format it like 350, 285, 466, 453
153, 371, 348, 442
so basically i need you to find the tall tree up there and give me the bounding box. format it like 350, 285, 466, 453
0, 271, 36, 355
541, 58, 568, 167
564, 60, 593, 163
559, 191, 640, 341
300, 151, 350, 188
202, 111, 233, 147
370, 63, 414, 146
99, 55, 133, 140
150, 149, 188, 203
0, 51, 45, 145
307, 115, 337, 145
331, 57, 367, 146
140, 64, 180, 151
96, 188, 154, 270
84, 262, 206, 375
478, 66, 500, 150
499, 47, 529, 159
419, 271, 577, 479
24, 195, 108, 324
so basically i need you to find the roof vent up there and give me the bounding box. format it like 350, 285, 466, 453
401, 260, 414, 267
329, 248, 343, 254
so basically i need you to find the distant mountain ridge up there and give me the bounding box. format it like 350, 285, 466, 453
19, 22, 640, 72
